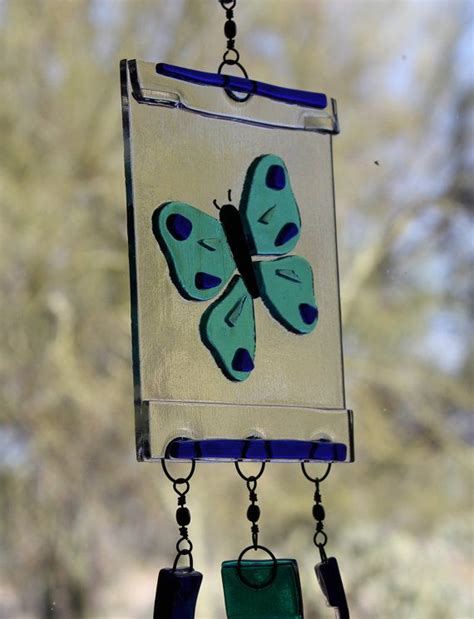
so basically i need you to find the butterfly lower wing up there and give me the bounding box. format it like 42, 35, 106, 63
152, 202, 235, 301
200, 276, 256, 381
254, 256, 318, 334
240, 154, 301, 256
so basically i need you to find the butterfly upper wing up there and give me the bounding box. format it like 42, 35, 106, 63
239, 154, 301, 256
200, 276, 256, 382
254, 256, 318, 334
152, 202, 235, 301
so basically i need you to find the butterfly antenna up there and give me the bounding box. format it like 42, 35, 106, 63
213, 198, 221, 211
227, 189, 232, 203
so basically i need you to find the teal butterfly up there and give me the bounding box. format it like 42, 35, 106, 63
152, 154, 318, 382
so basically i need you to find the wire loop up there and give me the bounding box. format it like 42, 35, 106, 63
301, 461, 332, 484
235, 461, 265, 482
217, 0, 249, 101
172, 479, 190, 496
237, 544, 278, 589
172, 550, 194, 572
222, 48, 240, 65
161, 459, 195, 484
314, 530, 328, 547
176, 537, 193, 555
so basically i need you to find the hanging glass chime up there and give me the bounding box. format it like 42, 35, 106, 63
120, 1, 354, 617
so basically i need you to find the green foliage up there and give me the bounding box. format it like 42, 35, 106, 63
0, 1, 472, 618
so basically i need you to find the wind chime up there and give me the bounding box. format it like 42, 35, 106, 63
121, 2, 354, 617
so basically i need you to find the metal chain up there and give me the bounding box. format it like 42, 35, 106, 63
301, 462, 332, 563
217, 0, 248, 79
161, 460, 196, 571
234, 461, 279, 589
235, 461, 264, 549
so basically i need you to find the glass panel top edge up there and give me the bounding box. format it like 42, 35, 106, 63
124, 59, 339, 134
156, 63, 328, 109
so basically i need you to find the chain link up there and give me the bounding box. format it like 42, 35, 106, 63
234, 461, 278, 590
217, 0, 249, 90
162, 460, 196, 572
235, 462, 264, 549
301, 462, 332, 563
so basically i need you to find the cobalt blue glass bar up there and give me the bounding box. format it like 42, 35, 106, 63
156, 63, 328, 110
166, 439, 347, 462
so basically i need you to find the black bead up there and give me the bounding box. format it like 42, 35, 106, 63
226, 8, 234, 19
247, 504, 261, 523
176, 507, 191, 526
313, 504, 326, 521
224, 19, 237, 40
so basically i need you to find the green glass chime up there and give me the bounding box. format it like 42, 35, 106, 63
222, 559, 304, 619
221, 462, 304, 619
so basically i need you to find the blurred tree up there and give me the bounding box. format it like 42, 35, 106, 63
0, 1, 472, 618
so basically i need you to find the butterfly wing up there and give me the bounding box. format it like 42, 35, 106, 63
200, 276, 256, 382
240, 154, 301, 256
254, 256, 318, 334
152, 202, 235, 301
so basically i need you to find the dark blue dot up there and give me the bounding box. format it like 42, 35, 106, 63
195, 272, 222, 290
275, 222, 299, 246
166, 213, 192, 241
232, 348, 254, 373
299, 303, 318, 325
266, 164, 286, 190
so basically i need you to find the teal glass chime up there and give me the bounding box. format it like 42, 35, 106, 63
221, 462, 304, 619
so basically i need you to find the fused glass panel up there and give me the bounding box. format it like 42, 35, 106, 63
121, 59, 354, 462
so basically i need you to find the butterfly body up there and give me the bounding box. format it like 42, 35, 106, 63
218, 202, 260, 299
152, 154, 318, 382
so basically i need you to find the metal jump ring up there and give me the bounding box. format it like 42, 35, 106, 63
218, 60, 251, 103
301, 462, 332, 484
237, 544, 278, 590
161, 458, 196, 484
221, 48, 241, 66
172, 479, 190, 497
246, 478, 257, 492
235, 461, 265, 483
314, 530, 328, 547
172, 550, 194, 572
219, 0, 236, 9
218, 58, 247, 79
176, 537, 194, 555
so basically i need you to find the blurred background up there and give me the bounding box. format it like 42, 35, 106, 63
0, 1, 472, 617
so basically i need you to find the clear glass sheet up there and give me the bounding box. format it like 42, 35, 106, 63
121, 59, 353, 462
